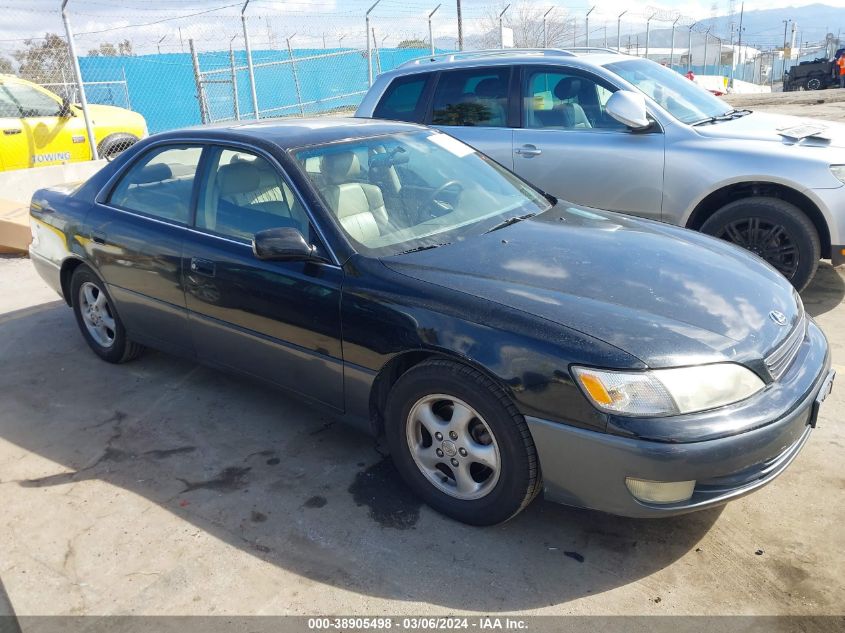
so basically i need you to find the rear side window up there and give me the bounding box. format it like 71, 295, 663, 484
431, 68, 510, 127
373, 74, 431, 122
109, 145, 203, 224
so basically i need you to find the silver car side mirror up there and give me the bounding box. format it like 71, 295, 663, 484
606, 90, 650, 130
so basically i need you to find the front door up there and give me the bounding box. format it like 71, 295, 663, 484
513, 66, 665, 220
429, 66, 515, 169
182, 146, 344, 409
87, 143, 201, 356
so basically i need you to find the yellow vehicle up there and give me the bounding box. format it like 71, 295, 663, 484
0, 75, 147, 172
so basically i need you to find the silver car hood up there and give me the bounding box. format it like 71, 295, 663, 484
694, 111, 845, 150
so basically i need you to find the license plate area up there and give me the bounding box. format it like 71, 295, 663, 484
809, 369, 835, 428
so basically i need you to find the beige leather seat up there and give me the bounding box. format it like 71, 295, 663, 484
321, 152, 389, 244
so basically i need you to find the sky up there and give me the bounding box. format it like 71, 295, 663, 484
0, 0, 840, 54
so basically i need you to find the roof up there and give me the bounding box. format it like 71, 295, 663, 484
151, 117, 428, 149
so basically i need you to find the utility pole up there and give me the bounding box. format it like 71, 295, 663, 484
456, 0, 463, 51
428, 4, 440, 56
366, 0, 382, 86
543, 6, 554, 49
617, 10, 627, 52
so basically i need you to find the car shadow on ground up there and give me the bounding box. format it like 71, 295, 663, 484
0, 301, 721, 612
801, 262, 845, 317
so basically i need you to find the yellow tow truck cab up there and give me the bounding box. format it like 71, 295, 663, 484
0, 75, 147, 171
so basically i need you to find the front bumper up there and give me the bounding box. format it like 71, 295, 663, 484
527, 322, 833, 518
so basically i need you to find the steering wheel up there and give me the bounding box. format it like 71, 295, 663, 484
423, 180, 463, 217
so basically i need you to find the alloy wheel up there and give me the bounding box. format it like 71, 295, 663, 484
716, 217, 799, 279
78, 281, 116, 347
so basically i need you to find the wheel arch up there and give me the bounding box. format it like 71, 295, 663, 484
59, 257, 109, 306
368, 349, 512, 437
97, 132, 139, 159
685, 181, 831, 259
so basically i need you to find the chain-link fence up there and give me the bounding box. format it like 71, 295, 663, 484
0, 0, 840, 163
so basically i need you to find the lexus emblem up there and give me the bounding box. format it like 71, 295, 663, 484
769, 310, 788, 326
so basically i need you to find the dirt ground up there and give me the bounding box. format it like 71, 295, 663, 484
726, 88, 845, 123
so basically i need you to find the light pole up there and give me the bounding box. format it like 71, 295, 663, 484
645, 12, 656, 58
366, 0, 382, 86
585, 6, 595, 48
499, 4, 510, 49
688, 21, 697, 72
669, 16, 679, 68
428, 4, 441, 56
617, 10, 627, 52
543, 6, 554, 49
241, 0, 259, 120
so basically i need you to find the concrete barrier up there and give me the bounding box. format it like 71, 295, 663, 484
0, 160, 106, 253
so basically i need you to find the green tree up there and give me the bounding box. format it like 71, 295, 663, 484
397, 38, 427, 49
12, 33, 72, 84
87, 40, 134, 57
0, 57, 13, 74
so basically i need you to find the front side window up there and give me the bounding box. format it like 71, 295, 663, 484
373, 74, 431, 122
1, 82, 61, 118
292, 131, 551, 257
523, 69, 625, 130
197, 148, 310, 241
109, 145, 202, 223
604, 58, 731, 124
431, 68, 509, 127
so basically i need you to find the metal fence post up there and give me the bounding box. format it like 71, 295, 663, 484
189, 39, 208, 125
366, 0, 382, 87
286, 34, 304, 117
229, 38, 240, 121
617, 11, 626, 52
688, 23, 696, 72
428, 4, 441, 56
372, 28, 382, 75
645, 13, 655, 59
61, 0, 98, 160
499, 4, 510, 49
585, 6, 594, 47
242, 0, 259, 119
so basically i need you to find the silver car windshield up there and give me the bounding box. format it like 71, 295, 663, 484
292, 131, 552, 257
604, 59, 731, 124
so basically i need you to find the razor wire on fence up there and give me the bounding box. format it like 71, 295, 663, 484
0, 0, 841, 155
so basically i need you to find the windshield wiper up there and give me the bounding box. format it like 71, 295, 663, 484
692, 109, 753, 126
395, 242, 451, 255
484, 212, 537, 234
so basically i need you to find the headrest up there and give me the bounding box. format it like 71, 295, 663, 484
475, 78, 501, 98
554, 78, 580, 101
218, 162, 260, 196
135, 163, 173, 184
322, 152, 360, 185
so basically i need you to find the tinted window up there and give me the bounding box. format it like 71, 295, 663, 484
197, 148, 310, 241
431, 68, 509, 127
523, 69, 625, 130
109, 145, 202, 223
0, 82, 61, 117
374, 74, 430, 122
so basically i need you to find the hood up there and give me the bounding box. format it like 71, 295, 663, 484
694, 110, 845, 150
382, 205, 801, 368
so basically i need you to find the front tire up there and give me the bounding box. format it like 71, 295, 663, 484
384, 359, 541, 525
71, 266, 143, 363
804, 76, 823, 91
700, 197, 820, 291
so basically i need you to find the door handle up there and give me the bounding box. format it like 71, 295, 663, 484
3, 129, 22, 135
190, 258, 215, 277
515, 145, 542, 157
92, 231, 106, 245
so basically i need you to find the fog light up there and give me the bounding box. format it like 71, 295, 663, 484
625, 478, 696, 504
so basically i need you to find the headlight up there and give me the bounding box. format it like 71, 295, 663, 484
572, 363, 765, 417
831, 165, 845, 185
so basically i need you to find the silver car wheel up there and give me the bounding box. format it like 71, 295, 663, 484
78, 281, 116, 348
405, 393, 501, 501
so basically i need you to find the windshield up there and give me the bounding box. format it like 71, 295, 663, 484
292, 131, 552, 257
604, 58, 731, 124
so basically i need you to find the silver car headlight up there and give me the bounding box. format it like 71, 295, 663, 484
831, 165, 845, 185
572, 364, 765, 417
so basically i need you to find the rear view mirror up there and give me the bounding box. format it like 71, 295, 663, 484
606, 90, 650, 130
253, 227, 321, 262
58, 97, 74, 118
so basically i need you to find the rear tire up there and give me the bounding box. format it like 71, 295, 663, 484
384, 359, 541, 525
71, 266, 143, 363
700, 196, 820, 291
804, 76, 824, 91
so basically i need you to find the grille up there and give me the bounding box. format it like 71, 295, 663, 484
765, 316, 807, 381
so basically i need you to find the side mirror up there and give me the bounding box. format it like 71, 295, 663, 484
58, 97, 74, 118
252, 227, 321, 262
606, 90, 650, 130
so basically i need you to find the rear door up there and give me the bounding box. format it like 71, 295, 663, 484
182, 145, 344, 409
427, 66, 515, 169
88, 143, 202, 356
512, 66, 665, 219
